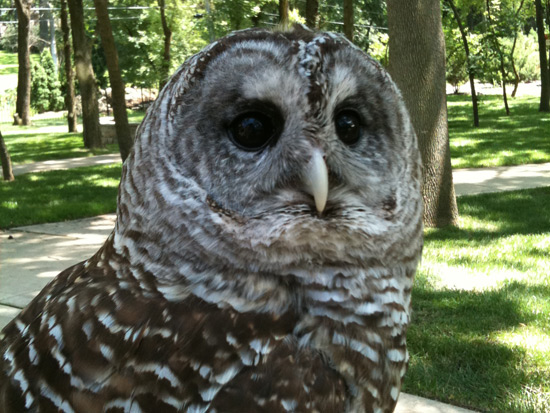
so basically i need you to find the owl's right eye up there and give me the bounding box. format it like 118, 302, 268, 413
229, 112, 277, 151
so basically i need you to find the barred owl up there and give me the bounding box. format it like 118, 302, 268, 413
0, 26, 423, 413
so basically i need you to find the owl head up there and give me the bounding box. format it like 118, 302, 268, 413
116, 26, 423, 276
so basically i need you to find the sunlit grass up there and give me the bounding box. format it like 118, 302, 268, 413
0, 164, 121, 229
448, 95, 550, 168
404, 187, 550, 412
1, 111, 145, 164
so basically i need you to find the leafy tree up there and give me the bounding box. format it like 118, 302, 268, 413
31, 50, 64, 113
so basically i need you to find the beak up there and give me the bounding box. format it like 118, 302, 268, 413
302, 149, 329, 214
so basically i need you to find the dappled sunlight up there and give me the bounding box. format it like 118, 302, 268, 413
0, 215, 113, 310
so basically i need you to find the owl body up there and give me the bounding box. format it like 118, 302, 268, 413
0, 27, 422, 412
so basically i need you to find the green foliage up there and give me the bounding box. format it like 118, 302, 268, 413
502, 29, 541, 83
30, 50, 64, 113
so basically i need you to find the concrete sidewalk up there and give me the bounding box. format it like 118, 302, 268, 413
0, 215, 476, 413
453, 162, 550, 196
12, 153, 122, 176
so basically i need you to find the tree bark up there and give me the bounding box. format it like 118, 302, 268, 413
485, 0, 510, 116
535, 0, 550, 111
14, 0, 31, 126
67, 0, 103, 149
343, 0, 354, 42
279, 0, 289, 28
387, 0, 459, 227
158, 0, 173, 90
305, 0, 319, 29
445, 0, 479, 126
60, 0, 78, 133
0, 130, 15, 182
93, 0, 133, 161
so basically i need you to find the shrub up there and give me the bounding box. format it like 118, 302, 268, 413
31, 50, 64, 113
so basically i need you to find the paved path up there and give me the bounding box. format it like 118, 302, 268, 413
453, 162, 550, 196
12, 153, 122, 176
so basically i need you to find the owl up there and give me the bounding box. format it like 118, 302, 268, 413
0, 26, 422, 412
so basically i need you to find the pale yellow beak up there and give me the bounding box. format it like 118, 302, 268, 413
303, 149, 329, 214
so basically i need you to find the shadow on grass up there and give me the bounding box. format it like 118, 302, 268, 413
426, 187, 550, 244
0, 164, 121, 229
404, 280, 550, 412
448, 95, 550, 168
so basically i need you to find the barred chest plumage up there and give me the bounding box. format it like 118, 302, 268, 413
1, 25, 423, 413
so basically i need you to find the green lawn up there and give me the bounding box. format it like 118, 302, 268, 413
448, 94, 550, 169
0, 164, 121, 229
1, 113, 145, 164
0, 51, 19, 76
405, 187, 550, 412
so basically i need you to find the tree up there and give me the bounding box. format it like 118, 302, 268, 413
485, 0, 510, 115
279, 0, 289, 27
343, 0, 354, 42
305, 0, 319, 29
93, 0, 133, 162
0, 130, 14, 182
60, 0, 78, 133
30, 50, 64, 113
14, 0, 32, 126
387, 0, 459, 227
67, 0, 103, 149
535, 0, 550, 111
158, 0, 173, 89
444, 0, 480, 126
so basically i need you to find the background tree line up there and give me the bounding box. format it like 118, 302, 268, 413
0, 0, 549, 228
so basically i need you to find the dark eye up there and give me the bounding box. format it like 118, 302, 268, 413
229, 112, 277, 151
335, 110, 362, 145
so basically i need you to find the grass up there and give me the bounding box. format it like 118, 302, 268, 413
0, 164, 121, 229
448, 94, 550, 169
404, 187, 550, 412
1, 112, 145, 164
0, 51, 19, 76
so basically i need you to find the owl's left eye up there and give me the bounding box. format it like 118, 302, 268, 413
335, 110, 362, 145
229, 112, 277, 151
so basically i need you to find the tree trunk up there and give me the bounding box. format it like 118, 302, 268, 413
387, 0, 459, 228
204, 0, 216, 42
535, 0, 550, 111
279, 0, 289, 28
67, 0, 103, 148
445, 0, 479, 126
511, 33, 520, 97
305, 0, 319, 29
343, 0, 354, 42
49, 11, 58, 76
14, 0, 31, 126
158, 0, 173, 90
93, 0, 133, 162
0, 130, 15, 182
60, 0, 78, 133
485, 0, 510, 116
